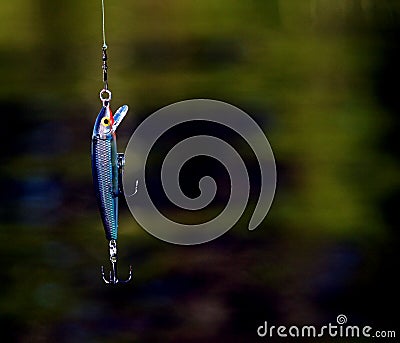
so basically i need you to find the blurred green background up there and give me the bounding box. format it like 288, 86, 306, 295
1, 0, 399, 342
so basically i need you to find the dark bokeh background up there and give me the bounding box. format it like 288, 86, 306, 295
1, 1, 399, 342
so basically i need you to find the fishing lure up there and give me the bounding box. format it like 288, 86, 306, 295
91, 0, 134, 284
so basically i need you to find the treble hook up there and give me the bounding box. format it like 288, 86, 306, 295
101, 239, 132, 284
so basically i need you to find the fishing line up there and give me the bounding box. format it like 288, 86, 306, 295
101, 0, 107, 49
100, 0, 111, 102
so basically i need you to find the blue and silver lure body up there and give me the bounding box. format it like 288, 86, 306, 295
91, 103, 127, 240
91, 102, 132, 284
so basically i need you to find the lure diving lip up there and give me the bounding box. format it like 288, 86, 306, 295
91, 102, 132, 284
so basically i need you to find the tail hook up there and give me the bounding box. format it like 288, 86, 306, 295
101, 239, 132, 284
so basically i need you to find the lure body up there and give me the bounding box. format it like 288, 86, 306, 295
91, 104, 128, 241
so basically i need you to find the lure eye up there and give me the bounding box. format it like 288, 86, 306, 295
101, 117, 110, 127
